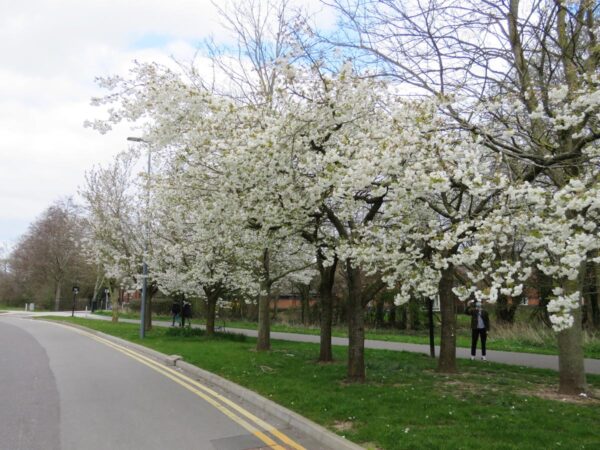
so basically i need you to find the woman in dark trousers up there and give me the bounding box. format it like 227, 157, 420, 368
465, 301, 490, 360
171, 301, 181, 326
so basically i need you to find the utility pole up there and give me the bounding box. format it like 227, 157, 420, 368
127, 136, 151, 339
71, 285, 79, 317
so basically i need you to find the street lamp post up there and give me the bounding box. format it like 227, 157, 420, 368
71, 285, 79, 317
104, 287, 110, 310
128, 136, 151, 339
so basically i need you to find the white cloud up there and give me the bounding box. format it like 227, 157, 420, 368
0, 0, 337, 244
0, 0, 224, 244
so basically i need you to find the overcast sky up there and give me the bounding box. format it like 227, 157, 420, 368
0, 0, 333, 248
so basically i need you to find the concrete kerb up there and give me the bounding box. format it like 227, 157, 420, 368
44, 320, 364, 450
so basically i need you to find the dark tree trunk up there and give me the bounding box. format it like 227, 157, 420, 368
318, 255, 337, 362
204, 285, 221, 337
144, 288, 155, 332
257, 282, 271, 351
592, 287, 600, 329
389, 305, 396, 327
256, 248, 271, 351
532, 269, 553, 327
346, 263, 365, 382
272, 295, 278, 321
54, 282, 62, 311
110, 286, 119, 323
496, 294, 520, 324
399, 305, 407, 330
375, 297, 384, 328
586, 260, 600, 329
437, 265, 457, 373
299, 283, 310, 326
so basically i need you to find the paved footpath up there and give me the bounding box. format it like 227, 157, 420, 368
5, 310, 600, 375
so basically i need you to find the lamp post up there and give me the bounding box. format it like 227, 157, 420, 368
71, 285, 79, 317
128, 136, 151, 339
104, 287, 110, 310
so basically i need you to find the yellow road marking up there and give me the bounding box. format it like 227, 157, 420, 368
49, 321, 306, 450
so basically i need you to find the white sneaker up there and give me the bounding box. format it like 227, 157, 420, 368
470, 356, 475, 361
481, 356, 487, 361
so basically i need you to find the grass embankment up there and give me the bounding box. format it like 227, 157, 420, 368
94, 311, 600, 359
46, 317, 599, 450
0, 304, 28, 311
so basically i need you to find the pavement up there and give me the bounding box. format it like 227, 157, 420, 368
0, 314, 359, 450
4, 309, 600, 375
63, 311, 600, 375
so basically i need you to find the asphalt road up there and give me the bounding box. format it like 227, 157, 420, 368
0, 316, 328, 450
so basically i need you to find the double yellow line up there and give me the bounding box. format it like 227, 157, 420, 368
52, 322, 306, 450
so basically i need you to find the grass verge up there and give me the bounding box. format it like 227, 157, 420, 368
95, 311, 600, 359
44, 317, 599, 450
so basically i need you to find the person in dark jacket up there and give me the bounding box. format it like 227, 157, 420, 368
465, 300, 490, 361
181, 301, 192, 328
171, 301, 181, 326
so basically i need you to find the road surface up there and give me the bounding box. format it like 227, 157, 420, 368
0, 315, 331, 450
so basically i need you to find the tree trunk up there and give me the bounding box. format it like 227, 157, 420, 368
54, 282, 62, 311
592, 261, 600, 328
205, 289, 218, 337
144, 287, 155, 332
496, 294, 519, 324
557, 305, 588, 394
557, 278, 588, 395
375, 296, 384, 328
256, 282, 271, 351
299, 283, 310, 326
91, 269, 103, 311
389, 305, 396, 328
406, 300, 413, 331
272, 295, 278, 320
110, 286, 119, 323
318, 256, 337, 362
437, 265, 457, 373
585, 260, 599, 329
346, 263, 365, 382
256, 248, 271, 351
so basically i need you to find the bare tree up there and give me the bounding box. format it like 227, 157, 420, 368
9, 199, 92, 310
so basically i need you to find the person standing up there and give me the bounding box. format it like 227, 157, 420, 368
465, 301, 490, 361
182, 300, 192, 328
171, 300, 181, 327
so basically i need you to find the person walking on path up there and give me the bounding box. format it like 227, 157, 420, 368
181, 301, 192, 328
465, 300, 490, 361
171, 300, 181, 327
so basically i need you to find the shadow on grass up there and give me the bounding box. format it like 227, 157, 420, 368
165, 326, 247, 342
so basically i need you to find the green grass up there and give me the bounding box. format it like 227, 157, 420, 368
94, 311, 600, 359
0, 304, 29, 311
95, 310, 173, 321
43, 317, 600, 450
